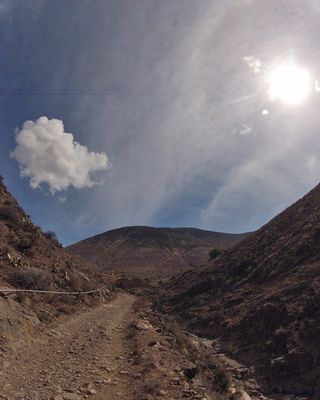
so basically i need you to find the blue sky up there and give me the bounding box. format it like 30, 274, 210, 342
2, 0, 320, 245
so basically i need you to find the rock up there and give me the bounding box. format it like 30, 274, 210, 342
52, 396, 64, 400
240, 390, 252, 400
119, 370, 129, 375
136, 320, 154, 331
181, 381, 189, 390
85, 383, 95, 390
50, 385, 63, 394
230, 390, 252, 400
62, 392, 81, 400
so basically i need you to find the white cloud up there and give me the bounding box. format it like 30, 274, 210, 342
11, 116, 108, 193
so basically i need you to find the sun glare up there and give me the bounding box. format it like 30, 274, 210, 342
267, 64, 312, 105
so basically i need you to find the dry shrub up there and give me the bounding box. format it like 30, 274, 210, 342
0, 205, 21, 225
45, 293, 65, 306
125, 321, 137, 339
166, 319, 231, 393
144, 370, 161, 395
82, 294, 100, 307
16, 291, 31, 307
8, 267, 51, 290
211, 363, 231, 393
44, 230, 62, 247
132, 296, 148, 312
45, 293, 79, 314
16, 235, 33, 255
67, 271, 93, 292
56, 303, 76, 315
166, 320, 196, 355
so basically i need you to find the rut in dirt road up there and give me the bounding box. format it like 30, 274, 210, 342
0, 293, 137, 400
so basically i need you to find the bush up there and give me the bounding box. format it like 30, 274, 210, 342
8, 267, 51, 290
212, 364, 231, 393
166, 320, 196, 355
209, 247, 222, 260
44, 230, 62, 247
0, 205, 21, 225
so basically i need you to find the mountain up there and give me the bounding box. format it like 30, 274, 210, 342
158, 183, 320, 398
67, 226, 249, 278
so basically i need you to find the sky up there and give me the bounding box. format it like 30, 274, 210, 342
1, 0, 320, 245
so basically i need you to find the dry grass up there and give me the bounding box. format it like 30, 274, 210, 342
143, 370, 162, 395
166, 320, 197, 355
165, 318, 232, 393
8, 267, 51, 290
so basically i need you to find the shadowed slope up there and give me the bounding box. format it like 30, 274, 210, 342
159, 183, 320, 397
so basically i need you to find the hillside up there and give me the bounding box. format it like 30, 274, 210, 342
158, 183, 320, 398
67, 226, 249, 278
0, 177, 103, 292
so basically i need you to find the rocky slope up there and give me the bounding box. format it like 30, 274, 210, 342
67, 226, 249, 278
0, 176, 102, 293
158, 183, 320, 398
0, 176, 110, 348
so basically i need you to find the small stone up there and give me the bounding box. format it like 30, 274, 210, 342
119, 370, 129, 375
62, 392, 81, 400
51, 385, 63, 394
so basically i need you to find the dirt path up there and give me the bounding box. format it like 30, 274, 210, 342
0, 292, 274, 400
0, 293, 136, 400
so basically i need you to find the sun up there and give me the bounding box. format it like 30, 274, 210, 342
267, 64, 312, 105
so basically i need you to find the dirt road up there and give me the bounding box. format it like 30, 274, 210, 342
0, 293, 137, 400
0, 292, 273, 400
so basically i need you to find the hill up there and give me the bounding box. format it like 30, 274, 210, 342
158, 183, 320, 398
0, 176, 108, 323
67, 226, 249, 278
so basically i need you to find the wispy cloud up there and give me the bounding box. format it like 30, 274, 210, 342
64, 0, 320, 233
3, 0, 320, 242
